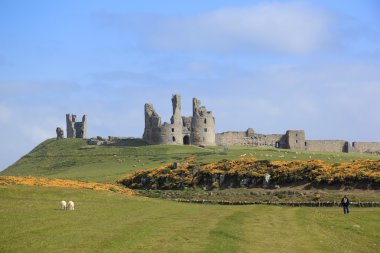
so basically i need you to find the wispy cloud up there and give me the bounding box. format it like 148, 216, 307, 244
93, 1, 336, 54
149, 2, 335, 54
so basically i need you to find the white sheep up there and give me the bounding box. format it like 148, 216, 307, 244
67, 201, 75, 211
60, 200, 67, 210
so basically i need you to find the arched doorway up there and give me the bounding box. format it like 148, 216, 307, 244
183, 135, 190, 145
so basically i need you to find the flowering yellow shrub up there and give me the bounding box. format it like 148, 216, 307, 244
0, 176, 135, 195
118, 158, 380, 190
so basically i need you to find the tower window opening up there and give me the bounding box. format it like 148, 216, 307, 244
171, 128, 174, 132
172, 136, 176, 142
204, 119, 207, 124
204, 128, 207, 132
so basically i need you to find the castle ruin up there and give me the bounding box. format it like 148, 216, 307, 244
143, 94, 215, 145
78, 94, 380, 154
142, 94, 380, 154
66, 114, 87, 138
216, 129, 380, 153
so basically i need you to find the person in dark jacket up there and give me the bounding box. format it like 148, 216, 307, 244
341, 195, 350, 214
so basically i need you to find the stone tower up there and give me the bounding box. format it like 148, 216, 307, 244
66, 114, 87, 138
143, 94, 216, 146
170, 94, 183, 144
285, 130, 305, 149
143, 103, 161, 144
190, 98, 216, 146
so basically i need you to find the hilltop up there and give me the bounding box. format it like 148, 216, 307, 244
2, 138, 380, 184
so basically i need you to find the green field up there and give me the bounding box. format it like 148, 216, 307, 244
0, 185, 379, 253
1, 139, 379, 252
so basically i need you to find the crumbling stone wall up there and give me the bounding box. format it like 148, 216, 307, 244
352, 142, 380, 153
143, 94, 215, 146
66, 114, 87, 138
305, 140, 347, 152
56, 127, 64, 140
215, 129, 285, 147
142, 103, 161, 144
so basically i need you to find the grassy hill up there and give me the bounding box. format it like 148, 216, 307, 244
2, 138, 380, 183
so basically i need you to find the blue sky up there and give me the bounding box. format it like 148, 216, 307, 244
0, 0, 379, 170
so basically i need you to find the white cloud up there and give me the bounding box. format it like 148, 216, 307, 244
145, 2, 335, 54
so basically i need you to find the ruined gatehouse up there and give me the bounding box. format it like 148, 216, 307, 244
143, 94, 215, 146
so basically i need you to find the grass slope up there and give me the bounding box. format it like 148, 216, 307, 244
0, 185, 378, 253
2, 138, 380, 183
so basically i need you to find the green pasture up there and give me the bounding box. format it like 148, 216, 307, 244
0, 185, 379, 253
2, 138, 380, 183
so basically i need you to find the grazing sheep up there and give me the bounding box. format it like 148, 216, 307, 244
67, 201, 75, 211
60, 200, 67, 210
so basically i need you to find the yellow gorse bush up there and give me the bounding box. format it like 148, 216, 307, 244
0, 176, 135, 195
119, 158, 380, 190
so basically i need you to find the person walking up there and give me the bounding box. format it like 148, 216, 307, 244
341, 195, 350, 214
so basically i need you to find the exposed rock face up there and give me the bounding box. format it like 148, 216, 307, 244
143, 94, 216, 146
263, 173, 271, 188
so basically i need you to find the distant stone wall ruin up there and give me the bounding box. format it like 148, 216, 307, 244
215, 129, 285, 148
304, 140, 347, 152
351, 142, 380, 154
